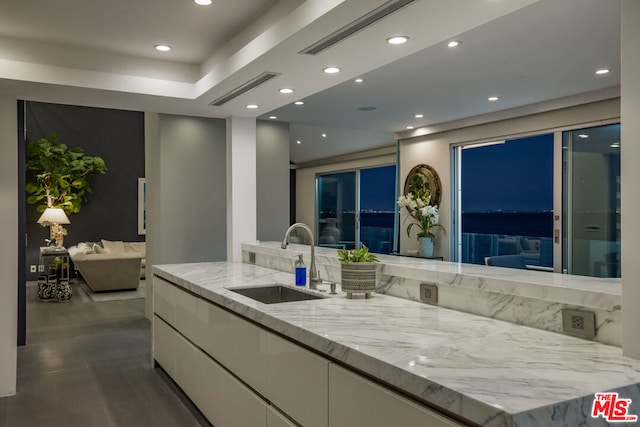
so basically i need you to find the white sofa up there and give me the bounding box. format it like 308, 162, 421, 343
68, 240, 146, 292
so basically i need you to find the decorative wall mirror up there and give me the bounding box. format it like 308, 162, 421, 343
403, 164, 442, 215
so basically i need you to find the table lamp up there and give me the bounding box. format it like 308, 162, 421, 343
37, 207, 70, 247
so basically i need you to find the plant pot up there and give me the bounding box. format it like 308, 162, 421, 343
340, 262, 377, 299
37, 275, 55, 301
55, 280, 72, 303
418, 237, 434, 258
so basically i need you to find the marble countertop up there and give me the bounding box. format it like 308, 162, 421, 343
245, 242, 622, 312
153, 261, 640, 427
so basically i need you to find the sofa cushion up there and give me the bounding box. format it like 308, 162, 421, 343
93, 243, 106, 254
102, 239, 126, 253
124, 241, 146, 258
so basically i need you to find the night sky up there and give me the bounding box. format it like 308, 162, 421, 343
461, 134, 554, 212
360, 165, 397, 211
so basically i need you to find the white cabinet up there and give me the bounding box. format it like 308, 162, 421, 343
196, 345, 267, 427
196, 301, 269, 396
153, 277, 464, 427
266, 333, 329, 427
152, 315, 176, 377
155, 315, 267, 427
153, 276, 179, 326
328, 364, 463, 427
267, 406, 296, 427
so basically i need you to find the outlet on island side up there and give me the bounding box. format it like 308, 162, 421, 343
562, 308, 596, 339
30, 265, 37, 273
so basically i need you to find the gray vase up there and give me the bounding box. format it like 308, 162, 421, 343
419, 237, 434, 258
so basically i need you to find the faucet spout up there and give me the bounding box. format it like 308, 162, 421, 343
281, 223, 321, 288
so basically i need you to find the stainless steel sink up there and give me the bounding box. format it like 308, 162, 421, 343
228, 285, 323, 304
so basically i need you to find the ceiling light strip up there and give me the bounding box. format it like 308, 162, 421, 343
299, 0, 415, 55
209, 72, 281, 106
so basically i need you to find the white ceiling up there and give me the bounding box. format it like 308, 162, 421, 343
0, 0, 621, 164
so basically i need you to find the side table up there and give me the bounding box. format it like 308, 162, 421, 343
39, 246, 72, 302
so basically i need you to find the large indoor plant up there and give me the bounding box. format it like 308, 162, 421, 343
25, 134, 107, 244
337, 245, 379, 299
397, 190, 444, 257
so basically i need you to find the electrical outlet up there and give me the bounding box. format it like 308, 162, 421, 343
419, 282, 438, 304
562, 308, 596, 338
30, 265, 37, 273
38, 264, 44, 272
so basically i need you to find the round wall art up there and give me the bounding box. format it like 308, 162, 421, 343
403, 164, 442, 212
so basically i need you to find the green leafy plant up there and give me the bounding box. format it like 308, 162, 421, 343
337, 245, 379, 263
25, 134, 107, 214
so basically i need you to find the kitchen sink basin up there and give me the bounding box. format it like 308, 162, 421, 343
228, 285, 323, 304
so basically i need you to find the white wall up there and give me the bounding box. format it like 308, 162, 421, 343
226, 117, 257, 261
256, 120, 290, 241
399, 139, 451, 258
0, 95, 17, 396
296, 154, 396, 237
621, 0, 640, 358
399, 98, 620, 260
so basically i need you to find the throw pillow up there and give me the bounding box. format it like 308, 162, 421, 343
93, 244, 105, 254
102, 239, 126, 253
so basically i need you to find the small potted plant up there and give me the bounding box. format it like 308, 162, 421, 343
337, 245, 379, 299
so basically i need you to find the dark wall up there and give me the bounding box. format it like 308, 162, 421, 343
25, 101, 145, 280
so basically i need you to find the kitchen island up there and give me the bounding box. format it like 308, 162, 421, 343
153, 261, 640, 427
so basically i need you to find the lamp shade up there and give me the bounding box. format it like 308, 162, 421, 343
37, 208, 70, 225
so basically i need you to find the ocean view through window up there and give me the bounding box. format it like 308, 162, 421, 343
459, 134, 554, 268
316, 165, 396, 254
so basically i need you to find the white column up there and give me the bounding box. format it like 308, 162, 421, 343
0, 95, 17, 396
227, 117, 257, 261
621, 0, 640, 358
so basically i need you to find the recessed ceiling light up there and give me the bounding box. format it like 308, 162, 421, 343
578, 134, 589, 139
154, 44, 171, 52
386, 36, 409, 45
447, 40, 461, 48
296, 140, 301, 145
415, 114, 424, 118
323, 66, 341, 74
246, 104, 259, 109
279, 88, 294, 94
406, 126, 414, 130
294, 101, 304, 105
595, 68, 610, 75
321, 133, 327, 138
194, 0, 212, 5
269, 116, 277, 120
355, 78, 364, 83
487, 96, 499, 101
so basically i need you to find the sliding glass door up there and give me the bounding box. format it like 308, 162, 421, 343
563, 123, 620, 277
317, 172, 356, 250
455, 135, 554, 269
316, 165, 396, 253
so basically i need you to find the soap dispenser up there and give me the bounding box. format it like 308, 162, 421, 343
295, 254, 306, 286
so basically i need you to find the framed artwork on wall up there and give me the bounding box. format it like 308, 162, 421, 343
138, 177, 146, 235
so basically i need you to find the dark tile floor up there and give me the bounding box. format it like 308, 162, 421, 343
0, 282, 211, 427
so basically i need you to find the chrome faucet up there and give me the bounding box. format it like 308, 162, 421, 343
281, 223, 321, 289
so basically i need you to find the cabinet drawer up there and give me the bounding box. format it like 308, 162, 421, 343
196, 300, 268, 396
197, 344, 267, 427
329, 364, 463, 427
267, 334, 329, 427
153, 276, 178, 326
152, 315, 176, 377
